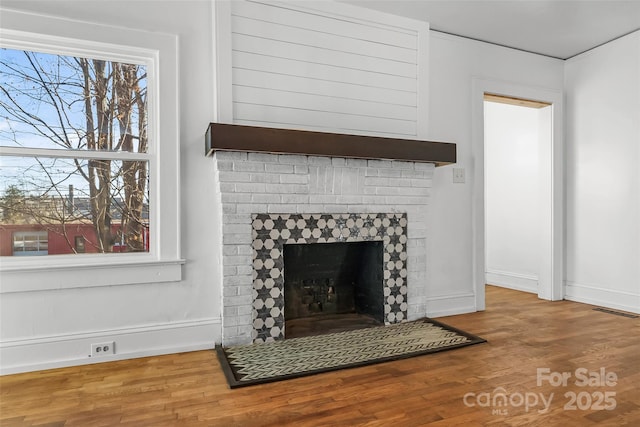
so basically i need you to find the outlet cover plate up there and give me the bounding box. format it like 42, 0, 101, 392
90, 341, 115, 357
453, 168, 465, 184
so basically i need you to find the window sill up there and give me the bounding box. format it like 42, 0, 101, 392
0, 257, 185, 293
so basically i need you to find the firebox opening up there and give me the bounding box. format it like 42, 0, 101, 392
283, 241, 384, 338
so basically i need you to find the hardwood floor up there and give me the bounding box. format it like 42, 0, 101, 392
1, 286, 638, 426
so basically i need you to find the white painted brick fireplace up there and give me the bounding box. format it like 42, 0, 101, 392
213, 150, 434, 346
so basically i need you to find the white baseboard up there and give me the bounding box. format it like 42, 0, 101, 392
485, 269, 538, 294
427, 293, 477, 318
564, 281, 640, 314
0, 317, 222, 375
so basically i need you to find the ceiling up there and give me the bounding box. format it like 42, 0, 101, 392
341, 0, 640, 59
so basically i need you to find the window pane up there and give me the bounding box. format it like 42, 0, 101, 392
1, 156, 149, 255
13, 230, 48, 255
0, 48, 147, 154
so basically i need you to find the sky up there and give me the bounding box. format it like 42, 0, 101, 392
0, 47, 148, 198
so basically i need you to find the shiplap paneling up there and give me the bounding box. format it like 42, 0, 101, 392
233, 103, 417, 136
233, 68, 417, 106
231, 1, 418, 49
231, 15, 417, 63
227, 0, 428, 138
232, 33, 416, 78
233, 86, 416, 120
232, 51, 416, 92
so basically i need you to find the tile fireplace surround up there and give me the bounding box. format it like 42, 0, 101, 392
213, 151, 435, 346
252, 212, 407, 342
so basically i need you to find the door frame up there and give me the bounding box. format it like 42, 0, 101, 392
471, 78, 564, 310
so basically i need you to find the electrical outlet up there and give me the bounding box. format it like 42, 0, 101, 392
453, 168, 465, 184
90, 341, 115, 357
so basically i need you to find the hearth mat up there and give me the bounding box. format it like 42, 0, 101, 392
216, 318, 486, 388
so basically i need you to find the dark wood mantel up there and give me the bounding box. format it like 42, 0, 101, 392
205, 123, 456, 166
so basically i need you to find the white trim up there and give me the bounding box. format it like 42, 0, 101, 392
0, 8, 182, 291
0, 146, 150, 162
0, 259, 184, 292
0, 317, 221, 375
0, 28, 155, 66
427, 293, 476, 318
416, 18, 430, 139
565, 281, 640, 315
485, 269, 538, 294
213, 0, 233, 123
472, 77, 564, 310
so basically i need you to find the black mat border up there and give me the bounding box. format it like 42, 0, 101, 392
216, 318, 486, 389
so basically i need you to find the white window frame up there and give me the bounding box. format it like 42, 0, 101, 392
0, 9, 183, 292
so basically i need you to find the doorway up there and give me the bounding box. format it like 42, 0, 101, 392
484, 94, 552, 294
471, 79, 564, 310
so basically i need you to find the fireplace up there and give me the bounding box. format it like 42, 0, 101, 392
210, 124, 447, 346
252, 213, 407, 342
283, 240, 384, 338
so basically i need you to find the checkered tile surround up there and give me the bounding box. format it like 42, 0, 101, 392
252, 213, 408, 343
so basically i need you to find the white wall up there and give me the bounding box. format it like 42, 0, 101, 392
0, 0, 221, 374
426, 32, 564, 315
565, 31, 640, 313
484, 101, 544, 293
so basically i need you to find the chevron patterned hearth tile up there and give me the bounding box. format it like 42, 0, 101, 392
218, 318, 486, 387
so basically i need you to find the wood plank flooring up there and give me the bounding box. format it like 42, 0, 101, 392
1, 286, 638, 426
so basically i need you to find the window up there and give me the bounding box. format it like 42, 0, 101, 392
75, 236, 86, 253
1, 49, 150, 255
13, 231, 48, 256
0, 9, 182, 292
